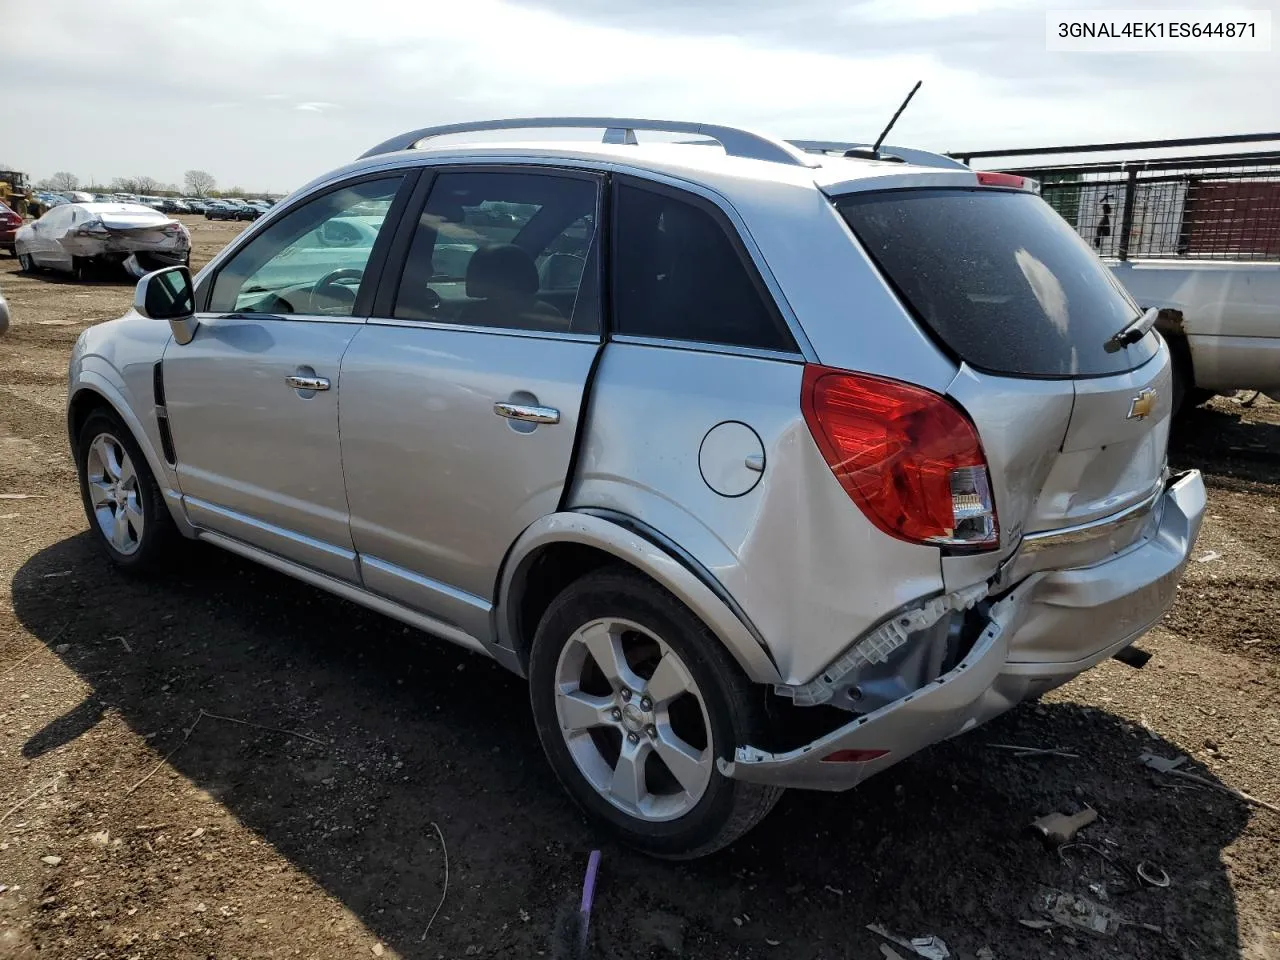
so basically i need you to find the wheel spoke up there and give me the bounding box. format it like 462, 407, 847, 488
124, 501, 145, 533
580, 621, 645, 693
609, 740, 650, 810
93, 436, 123, 481
645, 651, 695, 706
88, 478, 113, 508
557, 687, 614, 734
111, 513, 130, 550
653, 725, 712, 796
117, 455, 136, 491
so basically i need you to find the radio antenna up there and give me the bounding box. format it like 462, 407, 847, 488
871, 80, 922, 158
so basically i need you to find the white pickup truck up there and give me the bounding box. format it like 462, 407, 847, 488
951, 133, 1280, 411
1111, 260, 1280, 408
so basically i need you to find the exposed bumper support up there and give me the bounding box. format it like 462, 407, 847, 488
722, 470, 1205, 791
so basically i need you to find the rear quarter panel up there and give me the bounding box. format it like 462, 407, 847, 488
569, 342, 943, 685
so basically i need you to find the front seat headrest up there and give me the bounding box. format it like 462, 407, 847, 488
465, 244, 539, 300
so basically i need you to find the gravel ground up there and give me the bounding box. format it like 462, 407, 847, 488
0, 216, 1277, 960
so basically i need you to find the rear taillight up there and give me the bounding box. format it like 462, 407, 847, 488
75, 219, 109, 237
801, 365, 998, 550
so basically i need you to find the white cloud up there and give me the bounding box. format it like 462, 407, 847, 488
2, 0, 1277, 191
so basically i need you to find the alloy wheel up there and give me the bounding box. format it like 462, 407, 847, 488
553, 617, 714, 822
85, 433, 144, 555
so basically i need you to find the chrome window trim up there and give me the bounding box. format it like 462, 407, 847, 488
365, 316, 599, 343
608, 334, 805, 364
196, 311, 368, 326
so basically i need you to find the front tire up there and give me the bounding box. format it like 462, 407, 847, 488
76, 409, 177, 572
528, 568, 782, 859
17, 251, 34, 272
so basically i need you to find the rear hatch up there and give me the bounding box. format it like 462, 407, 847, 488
835, 185, 1169, 572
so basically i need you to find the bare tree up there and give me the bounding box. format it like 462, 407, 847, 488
134, 175, 162, 194
111, 176, 140, 194
39, 171, 80, 191
184, 169, 217, 197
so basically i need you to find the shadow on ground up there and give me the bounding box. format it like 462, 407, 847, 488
12, 534, 1249, 959
12, 268, 136, 288
1171, 399, 1280, 489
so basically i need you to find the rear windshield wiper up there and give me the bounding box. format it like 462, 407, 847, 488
1105, 307, 1158, 352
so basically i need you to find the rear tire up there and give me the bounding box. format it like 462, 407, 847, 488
528, 567, 782, 859
75, 409, 178, 573
72, 256, 91, 282
1168, 336, 1213, 417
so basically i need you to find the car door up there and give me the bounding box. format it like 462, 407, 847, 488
30, 206, 72, 267
338, 167, 601, 634
162, 173, 410, 580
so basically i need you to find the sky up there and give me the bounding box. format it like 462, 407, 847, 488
2, 0, 1277, 193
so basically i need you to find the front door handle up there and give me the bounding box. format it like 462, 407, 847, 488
286, 374, 330, 391
493, 401, 560, 424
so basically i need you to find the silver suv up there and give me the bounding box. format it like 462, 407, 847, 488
67, 118, 1205, 858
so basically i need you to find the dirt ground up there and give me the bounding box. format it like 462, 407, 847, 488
1, 215, 1277, 960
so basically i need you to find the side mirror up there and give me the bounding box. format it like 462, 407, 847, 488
134, 265, 199, 344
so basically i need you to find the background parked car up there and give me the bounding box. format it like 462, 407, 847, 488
182, 198, 209, 214
15, 201, 190, 278
234, 201, 270, 221
0, 201, 22, 255
204, 200, 238, 221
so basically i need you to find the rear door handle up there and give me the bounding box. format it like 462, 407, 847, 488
493, 401, 560, 424
286, 374, 330, 391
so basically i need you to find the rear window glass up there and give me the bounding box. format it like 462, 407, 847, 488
837, 188, 1158, 377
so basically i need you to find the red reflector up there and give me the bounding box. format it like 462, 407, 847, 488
976, 171, 1026, 189
821, 749, 889, 763
801, 365, 998, 549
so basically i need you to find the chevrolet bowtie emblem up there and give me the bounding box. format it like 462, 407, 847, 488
1127, 387, 1157, 420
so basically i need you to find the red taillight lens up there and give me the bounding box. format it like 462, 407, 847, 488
975, 171, 1026, 189
801, 365, 998, 550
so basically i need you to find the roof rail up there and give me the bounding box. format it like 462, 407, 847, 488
788, 140, 969, 171
359, 117, 819, 167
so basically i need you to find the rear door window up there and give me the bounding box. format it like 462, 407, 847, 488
392, 171, 600, 334
836, 188, 1158, 377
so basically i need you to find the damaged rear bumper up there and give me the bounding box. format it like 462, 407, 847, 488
720, 469, 1205, 791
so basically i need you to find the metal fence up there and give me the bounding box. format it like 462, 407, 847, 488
949, 134, 1280, 262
